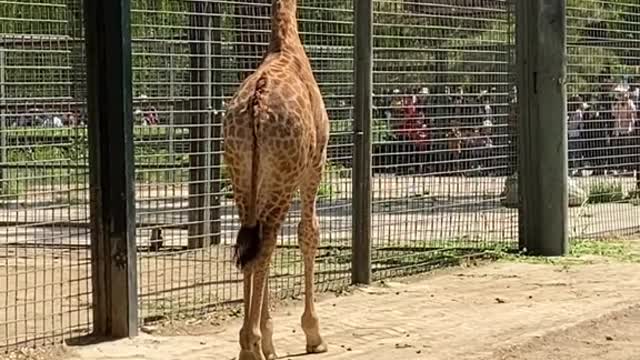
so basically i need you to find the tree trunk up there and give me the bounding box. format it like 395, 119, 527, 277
234, 1, 271, 82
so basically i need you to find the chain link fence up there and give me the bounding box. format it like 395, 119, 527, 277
1, 0, 640, 353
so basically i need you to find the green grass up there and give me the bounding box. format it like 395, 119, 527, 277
4, 126, 188, 141
587, 180, 625, 204
487, 238, 640, 265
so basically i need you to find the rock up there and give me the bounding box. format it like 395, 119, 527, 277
500, 173, 519, 208
500, 172, 588, 208
568, 178, 588, 207
141, 325, 160, 334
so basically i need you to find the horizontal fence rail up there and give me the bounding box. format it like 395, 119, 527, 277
1, 0, 639, 353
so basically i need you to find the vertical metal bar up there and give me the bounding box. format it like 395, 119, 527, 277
516, 0, 568, 256
234, 1, 270, 82
169, 47, 175, 184
209, 2, 222, 246
84, 0, 139, 337
506, 0, 517, 177
352, 0, 373, 284
0, 49, 6, 195
515, 0, 529, 251
68, 0, 85, 104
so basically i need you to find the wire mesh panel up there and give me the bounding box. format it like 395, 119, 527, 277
0, 0, 91, 351
370, 0, 518, 277
132, 0, 353, 322
567, 0, 640, 238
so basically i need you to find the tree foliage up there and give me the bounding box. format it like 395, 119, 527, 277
1, 0, 639, 103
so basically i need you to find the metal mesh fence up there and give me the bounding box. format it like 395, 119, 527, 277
0, 0, 91, 350
566, 0, 640, 238
370, 0, 518, 277
132, 0, 354, 322
3, 0, 640, 353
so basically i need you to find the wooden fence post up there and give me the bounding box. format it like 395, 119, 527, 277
516, 0, 569, 256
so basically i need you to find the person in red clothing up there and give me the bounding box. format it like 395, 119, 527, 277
144, 106, 159, 126
400, 95, 429, 151
393, 94, 430, 173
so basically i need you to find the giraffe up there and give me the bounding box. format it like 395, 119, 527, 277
222, 1, 329, 359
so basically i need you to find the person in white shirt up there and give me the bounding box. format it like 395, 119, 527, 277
568, 95, 584, 174
611, 89, 636, 172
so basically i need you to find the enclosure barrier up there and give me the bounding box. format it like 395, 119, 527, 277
2, 0, 639, 353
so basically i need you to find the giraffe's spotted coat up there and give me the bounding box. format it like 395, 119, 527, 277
222, 1, 329, 359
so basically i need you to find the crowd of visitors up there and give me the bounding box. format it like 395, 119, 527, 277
567, 71, 640, 176
374, 71, 640, 177
373, 85, 514, 176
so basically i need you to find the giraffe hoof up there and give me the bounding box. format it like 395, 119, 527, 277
306, 341, 328, 354
263, 350, 277, 360
238, 350, 263, 360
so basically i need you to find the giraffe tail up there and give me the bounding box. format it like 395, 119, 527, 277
234, 224, 261, 269
233, 74, 269, 270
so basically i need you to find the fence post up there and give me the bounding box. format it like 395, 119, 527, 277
352, 0, 373, 284
0, 48, 6, 194
84, 0, 138, 337
516, 0, 568, 256
209, 2, 223, 246
188, 1, 213, 249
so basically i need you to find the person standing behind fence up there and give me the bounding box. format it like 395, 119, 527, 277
580, 95, 598, 174
632, 87, 640, 169
611, 86, 636, 174
568, 95, 584, 175
595, 70, 615, 174
395, 94, 430, 174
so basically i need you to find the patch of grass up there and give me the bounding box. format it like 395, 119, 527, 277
4, 126, 187, 141
487, 238, 640, 265
324, 161, 351, 179
587, 180, 625, 204
316, 181, 335, 199
570, 238, 640, 261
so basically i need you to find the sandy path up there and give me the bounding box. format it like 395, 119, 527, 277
57, 260, 640, 360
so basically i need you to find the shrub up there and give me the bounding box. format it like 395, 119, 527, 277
587, 180, 624, 204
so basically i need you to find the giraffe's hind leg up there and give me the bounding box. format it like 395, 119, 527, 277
260, 265, 277, 360
298, 165, 327, 354
238, 222, 278, 360
224, 132, 264, 360
239, 185, 296, 360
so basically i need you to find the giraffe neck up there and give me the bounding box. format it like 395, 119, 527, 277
269, 0, 302, 52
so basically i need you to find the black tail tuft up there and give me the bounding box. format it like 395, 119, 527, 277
233, 223, 261, 269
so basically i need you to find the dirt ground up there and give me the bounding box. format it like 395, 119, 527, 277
3, 174, 640, 357
36, 257, 640, 360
